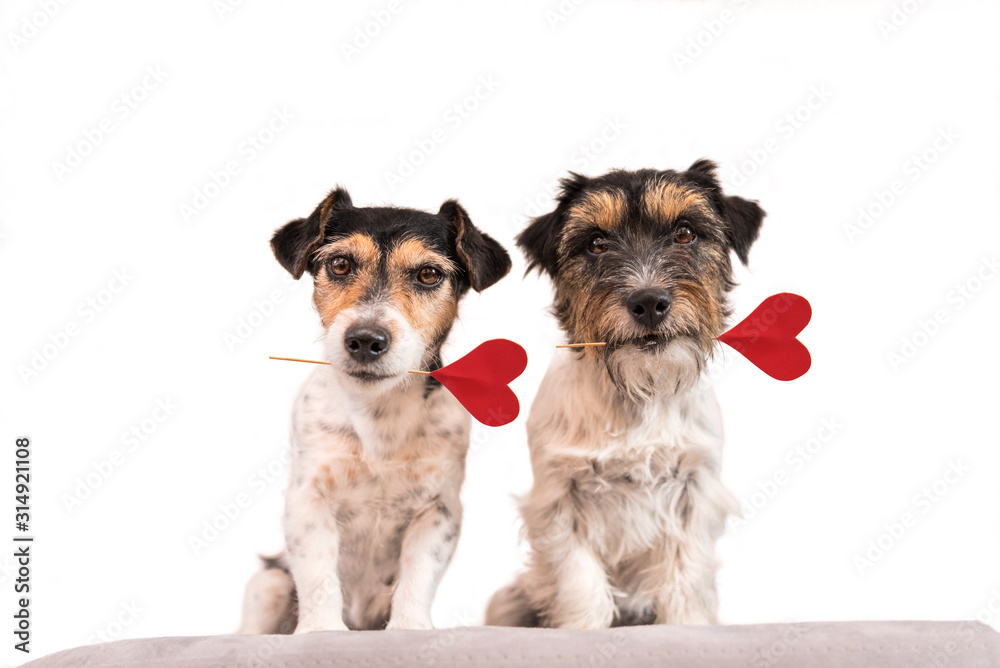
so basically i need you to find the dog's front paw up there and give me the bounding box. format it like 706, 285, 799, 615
551, 608, 615, 630
656, 606, 716, 626
295, 618, 349, 634
550, 589, 616, 630
546, 547, 617, 629
386, 616, 433, 630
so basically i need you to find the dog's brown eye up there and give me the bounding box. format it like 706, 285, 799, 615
673, 227, 695, 244
417, 266, 442, 286
589, 237, 609, 255
330, 257, 351, 275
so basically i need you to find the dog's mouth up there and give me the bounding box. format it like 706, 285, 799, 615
609, 333, 669, 352
635, 333, 666, 348
603, 330, 711, 354
346, 369, 398, 383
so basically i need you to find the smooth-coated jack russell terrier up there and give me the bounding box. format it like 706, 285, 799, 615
486, 160, 764, 629
240, 188, 511, 633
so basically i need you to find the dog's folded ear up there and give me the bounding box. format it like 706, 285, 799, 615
717, 194, 765, 265
271, 188, 353, 279
517, 172, 589, 277
439, 200, 512, 292
684, 159, 765, 265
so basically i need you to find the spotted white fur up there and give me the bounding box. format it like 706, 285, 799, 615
239, 305, 469, 633
487, 342, 737, 628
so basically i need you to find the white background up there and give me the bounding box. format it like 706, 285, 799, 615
2, 0, 999, 664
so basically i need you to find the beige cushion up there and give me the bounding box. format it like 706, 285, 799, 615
22, 621, 1000, 668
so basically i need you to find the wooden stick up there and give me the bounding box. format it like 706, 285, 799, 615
268, 356, 330, 365
558, 338, 722, 348
269, 356, 431, 375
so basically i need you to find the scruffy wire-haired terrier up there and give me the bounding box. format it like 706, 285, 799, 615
486, 160, 764, 629
239, 188, 510, 633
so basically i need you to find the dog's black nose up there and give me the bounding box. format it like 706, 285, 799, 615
627, 289, 672, 328
344, 325, 391, 363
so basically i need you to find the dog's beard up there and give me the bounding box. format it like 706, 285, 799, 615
602, 336, 705, 403
572, 288, 721, 403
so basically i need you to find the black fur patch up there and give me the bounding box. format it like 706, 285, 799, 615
271, 188, 353, 279
271, 189, 512, 296
517, 161, 765, 276
683, 159, 764, 265
439, 199, 512, 292
515, 161, 766, 357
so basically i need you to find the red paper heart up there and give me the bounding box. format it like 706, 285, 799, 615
717, 293, 812, 381
430, 339, 527, 427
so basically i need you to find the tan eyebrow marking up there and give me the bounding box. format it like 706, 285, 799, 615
388, 237, 457, 275
642, 180, 710, 224
386, 237, 459, 346
566, 188, 629, 231
311, 234, 380, 328
313, 233, 380, 265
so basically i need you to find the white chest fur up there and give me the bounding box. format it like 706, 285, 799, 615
283, 368, 470, 630
515, 350, 736, 626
